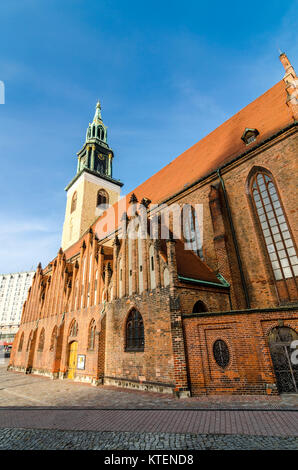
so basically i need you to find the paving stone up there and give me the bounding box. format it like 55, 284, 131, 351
1, 361, 297, 409
0, 428, 297, 450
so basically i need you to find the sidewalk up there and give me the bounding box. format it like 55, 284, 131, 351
0, 408, 297, 436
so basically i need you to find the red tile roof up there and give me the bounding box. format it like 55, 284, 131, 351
65, 79, 293, 258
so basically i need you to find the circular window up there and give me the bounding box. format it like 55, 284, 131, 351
213, 339, 230, 368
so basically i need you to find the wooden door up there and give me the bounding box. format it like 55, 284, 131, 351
68, 341, 78, 379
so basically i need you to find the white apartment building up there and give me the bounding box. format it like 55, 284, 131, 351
0, 271, 34, 342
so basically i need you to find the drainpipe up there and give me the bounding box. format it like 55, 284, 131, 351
217, 169, 251, 309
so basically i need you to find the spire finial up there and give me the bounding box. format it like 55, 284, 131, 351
92, 99, 103, 124
279, 51, 296, 76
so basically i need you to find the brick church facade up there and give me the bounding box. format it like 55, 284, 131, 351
9, 53, 298, 396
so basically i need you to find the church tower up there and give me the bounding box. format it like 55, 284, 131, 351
61, 101, 123, 250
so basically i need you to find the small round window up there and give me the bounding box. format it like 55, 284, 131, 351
213, 339, 230, 368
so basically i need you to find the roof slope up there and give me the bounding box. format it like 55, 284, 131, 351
65, 79, 293, 258
128, 80, 293, 204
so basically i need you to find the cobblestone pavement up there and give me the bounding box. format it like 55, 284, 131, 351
1, 361, 298, 409
0, 428, 297, 450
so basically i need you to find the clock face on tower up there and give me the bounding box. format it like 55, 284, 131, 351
95, 154, 106, 174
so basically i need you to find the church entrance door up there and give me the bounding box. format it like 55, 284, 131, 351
68, 341, 78, 379
268, 327, 298, 393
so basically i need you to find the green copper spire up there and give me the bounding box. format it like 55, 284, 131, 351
74, 100, 115, 179
85, 100, 108, 145
65, 100, 124, 193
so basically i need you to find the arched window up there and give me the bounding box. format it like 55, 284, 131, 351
26, 331, 33, 352
71, 192, 77, 213
69, 320, 78, 337
213, 339, 230, 368
192, 300, 208, 313
88, 319, 96, 350
125, 309, 144, 352
38, 328, 45, 352
97, 189, 109, 207
18, 332, 24, 352
250, 169, 297, 301
268, 326, 298, 393
50, 326, 58, 351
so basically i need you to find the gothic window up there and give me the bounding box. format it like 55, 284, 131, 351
18, 332, 24, 352
213, 339, 230, 368
26, 331, 33, 352
69, 320, 78, 337
97, 189, 109, 207
250, 169, 297, 300
38, 328, 45, 352
71, 192, 77, 213
97, 127, 104, 140
88, 319, 96, 350
192, 300, 208, 313
50, 326, 57, 351
125, 309, 144, 352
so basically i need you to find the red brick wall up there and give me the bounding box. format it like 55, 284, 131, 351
173, 129, 298, 309
104, 289, 176, 388
183, 308, 298, 395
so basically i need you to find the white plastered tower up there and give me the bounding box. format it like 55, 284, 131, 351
61, 102, 123, 250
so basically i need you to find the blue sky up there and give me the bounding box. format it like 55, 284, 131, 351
0, 0, 297, 273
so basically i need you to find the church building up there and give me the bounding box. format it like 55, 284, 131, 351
9, 53, 298, 396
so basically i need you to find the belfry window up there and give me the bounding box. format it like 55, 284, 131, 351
125, 309, 144, 352
97, 189, 109, 207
